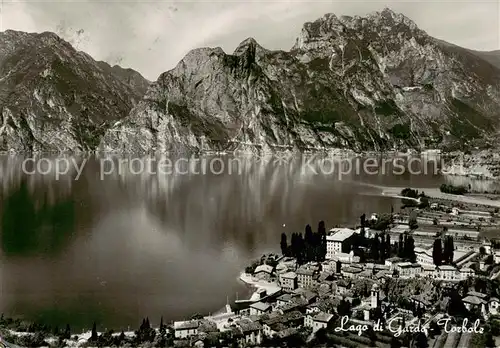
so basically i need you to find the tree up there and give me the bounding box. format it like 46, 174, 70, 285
371, 234, 380, 261
448, 236, 454, 264
158, 316, 167, 348
409, 210, 418, 230
385, 234, 391, 259
414, 332, 429, 348
160, 316, 165, 332
305, 224, 313, 243
390, 336, 402, 348
443, 236, 454, 264
318, 221, 327, 261
404, 235, 416, 262
360, 213, 366, 228
379, 234, 386, 262
432, 239, 443, 266
304, 224, 314, 262
63, 324, 71, 340
280, 233, 288, 256
296, 233, 305, 265
398, 234, 404, 257
91, 322, 98, 342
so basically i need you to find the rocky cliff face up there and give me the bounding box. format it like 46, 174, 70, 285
0, 30, 149, 152
101, 8, 500, 154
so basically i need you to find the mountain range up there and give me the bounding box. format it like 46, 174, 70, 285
1, 8, 500, 153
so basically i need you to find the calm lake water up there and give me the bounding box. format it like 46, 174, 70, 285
0, 154, 450, 330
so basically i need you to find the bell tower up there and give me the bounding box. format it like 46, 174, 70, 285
371, 283, 380, 309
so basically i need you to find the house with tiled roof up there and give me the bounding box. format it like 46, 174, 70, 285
279, 298, 309, 313
261, 311, 304, 337
341, 265, 363, 278
254, 264, 274, 281
294, 288, 317, 304
174, 320, 200, 339
234, 318, 263, 346
250, 302, 272, 316
462, 294, 487, 316
305, 311, 334, 333
276, 293, 295, 307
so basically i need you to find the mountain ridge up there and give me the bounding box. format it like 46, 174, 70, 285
0, 29, 149, 152
101, 8, 500, 153
1, 8, 500, 154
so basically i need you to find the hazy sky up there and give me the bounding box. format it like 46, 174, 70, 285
1, 0, 499, 80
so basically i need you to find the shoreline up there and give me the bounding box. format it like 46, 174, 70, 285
381, 187, 500, 208
356, 182, 500, 208
238, 272, 281, 301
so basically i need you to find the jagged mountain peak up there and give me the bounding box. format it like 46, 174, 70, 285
292, 8, 424, 51
233, 37, 265, 56
102, 8, 500, 154
366, 7, 421, 31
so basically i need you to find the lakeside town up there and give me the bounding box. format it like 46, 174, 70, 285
2, 185, 500, 347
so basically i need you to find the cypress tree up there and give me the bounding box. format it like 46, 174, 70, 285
398, 234, 404, 257
405, 235, 416, 262
448, 236, 454, 264
432, 238, 442, 266
91, 322, 98, 341
371, 234, 380, 261
385, 234, 391, 258
280, 233, 288, 256
318, 221, 327, 261
64, 324, 71, 340
360, 214, 366, 228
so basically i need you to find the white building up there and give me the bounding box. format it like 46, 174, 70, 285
421, 264, 436, 277
396, 262, 422, 278
459, 267, 475, 280
415, 247, 433, 265
385, 257, 405, 270
331, 251, 360, 264
489, 297, 500, 315
326, 228, 356, 259
296, 267, 315, 288
435, 265, 459, 281
279, 272, 297, 291
494, 250, 500, 264
174, 320, 200, 339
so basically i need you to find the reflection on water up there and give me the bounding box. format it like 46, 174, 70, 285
1, 181, 75, 256
0, 154, 447, 330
